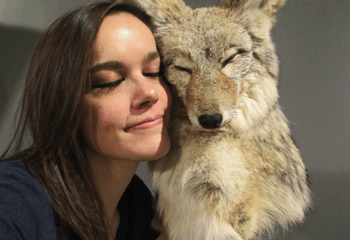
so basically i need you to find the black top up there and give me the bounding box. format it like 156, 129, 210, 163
116, 175, 160, 240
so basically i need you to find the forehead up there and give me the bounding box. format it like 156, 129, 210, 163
92, 12, 156, 60
97, 12, 152, 39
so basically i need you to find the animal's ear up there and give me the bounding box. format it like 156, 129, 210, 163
217, 0, 286, 39
260, 0, 286, 16
218, 0, 286, 17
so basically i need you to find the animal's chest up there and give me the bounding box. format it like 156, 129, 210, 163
177, 129, 238, 159
173, 130, 247, 182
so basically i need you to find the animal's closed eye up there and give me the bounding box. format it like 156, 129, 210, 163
174, 65, 193, 74
221, 49, 246, 68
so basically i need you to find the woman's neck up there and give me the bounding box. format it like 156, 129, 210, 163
86, 151, 139, 239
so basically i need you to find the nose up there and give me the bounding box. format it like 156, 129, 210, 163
131, 79, 159, 109
198, 113, 223, 129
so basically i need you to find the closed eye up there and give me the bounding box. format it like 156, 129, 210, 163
92, 78, 125, 89
221, 49, 246, 68
143, 72, 160, 78
175, 65, 192, 74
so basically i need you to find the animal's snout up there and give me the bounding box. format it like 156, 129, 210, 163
198, 113, 223, 129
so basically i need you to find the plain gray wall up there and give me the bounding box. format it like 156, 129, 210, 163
1, 0, 349, 239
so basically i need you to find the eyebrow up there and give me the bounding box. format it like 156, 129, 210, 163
144, 51, 160, 63
89, 61, 122, 73
89, 51, 160, 73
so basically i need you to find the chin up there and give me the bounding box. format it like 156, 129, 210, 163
140, 135, 171, 162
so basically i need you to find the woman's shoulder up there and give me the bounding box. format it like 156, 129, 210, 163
0, 159, 45, 200
0, 158, 32, 179
0, 159, 57, 239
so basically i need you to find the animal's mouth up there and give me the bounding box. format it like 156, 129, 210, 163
174, 116, 229, 133
172, 106, 233, 132
197, 129, 227, 134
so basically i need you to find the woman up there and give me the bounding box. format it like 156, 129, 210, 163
0, 1, 171, 240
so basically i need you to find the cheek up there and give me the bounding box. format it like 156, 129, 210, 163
81, 99, 126, 142
94, 104, 125, 131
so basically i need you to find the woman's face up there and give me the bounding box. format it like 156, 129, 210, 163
81, 12, 171, 163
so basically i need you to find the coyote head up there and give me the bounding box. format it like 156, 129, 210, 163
122, 0, 286, 133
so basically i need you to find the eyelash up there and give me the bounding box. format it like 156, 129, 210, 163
91, 72, 160, 90
143, 72, 160, 78
91, 78, 125, 89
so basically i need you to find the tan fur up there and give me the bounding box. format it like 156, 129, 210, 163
116, 0, 312, 239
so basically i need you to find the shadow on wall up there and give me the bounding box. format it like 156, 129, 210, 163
282, 170, 350, 240
0, 24, 41, 124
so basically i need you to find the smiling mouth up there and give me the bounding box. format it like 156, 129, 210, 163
125, 115, 164, 131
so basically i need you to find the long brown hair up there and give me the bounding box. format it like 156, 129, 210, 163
1, 1, 154, 239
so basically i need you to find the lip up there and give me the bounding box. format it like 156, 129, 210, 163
126, 115, 164, 131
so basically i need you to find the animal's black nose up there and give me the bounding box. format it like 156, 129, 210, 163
198, 113, 223, 129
